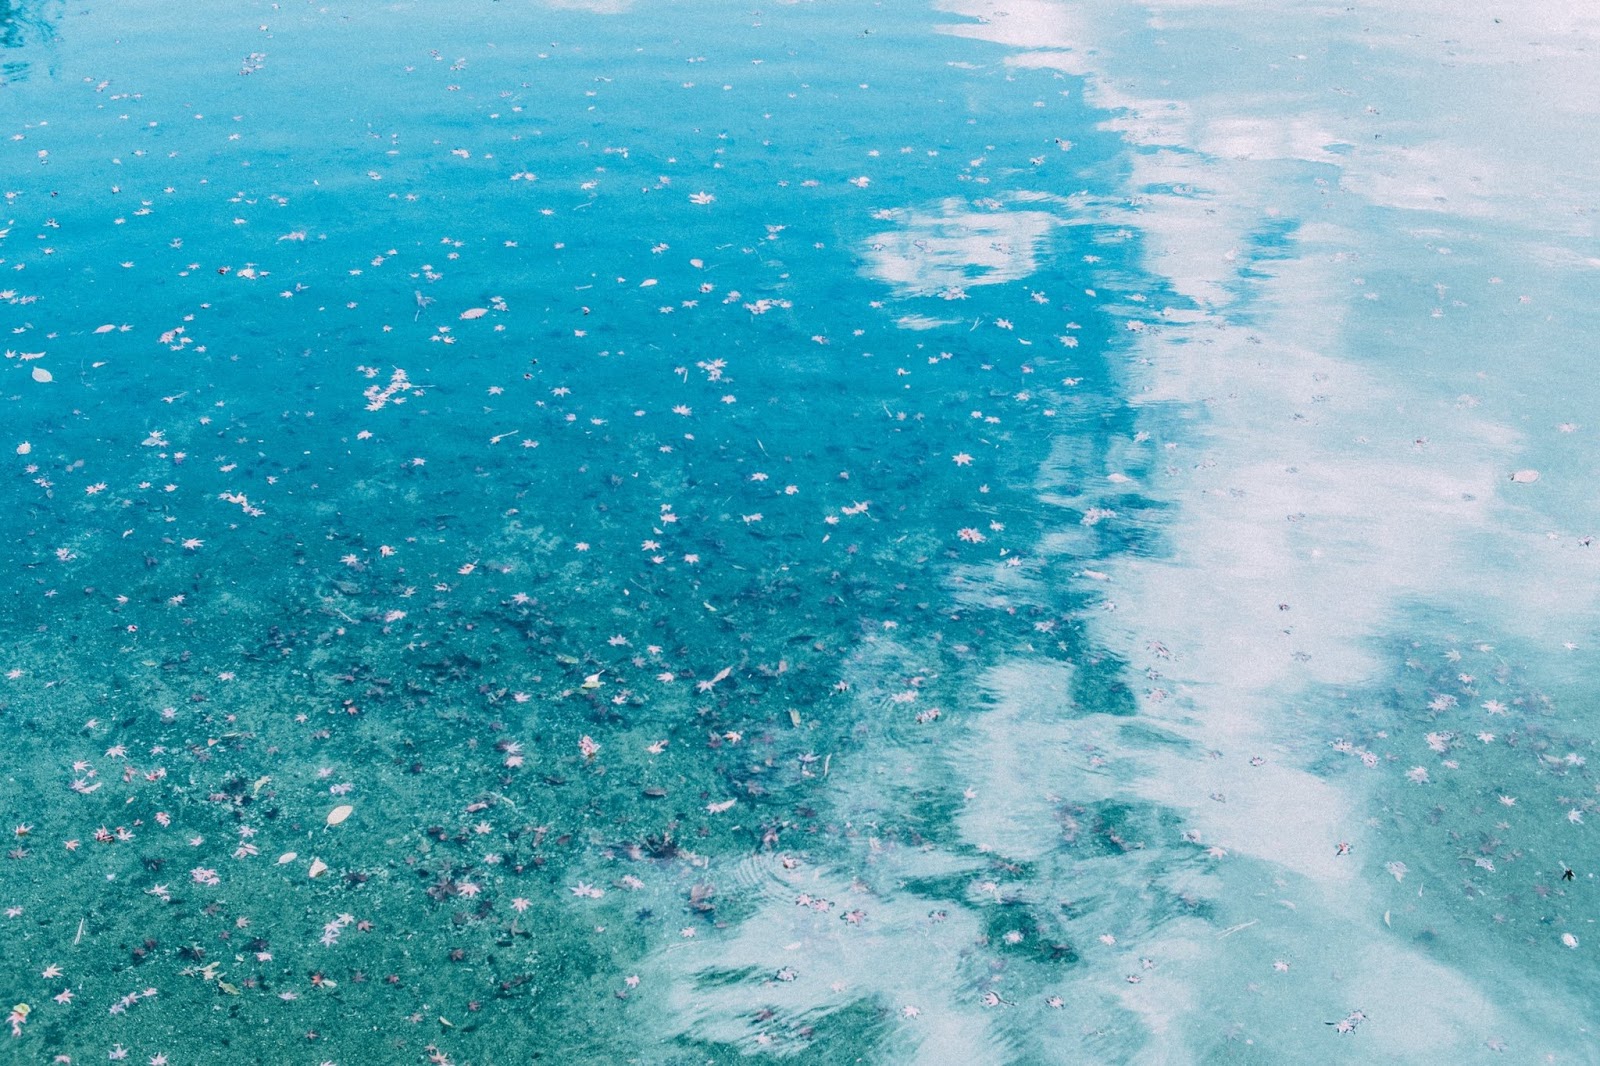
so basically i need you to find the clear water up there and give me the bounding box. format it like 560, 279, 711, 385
3, 0, 1598, 1062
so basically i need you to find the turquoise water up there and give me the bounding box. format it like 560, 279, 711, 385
3, 0, 1598, 1062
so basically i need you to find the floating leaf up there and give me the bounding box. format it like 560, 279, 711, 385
459, 307, 488, 320
276, 851, 298, 865
308, 857, 328, 878
30, 367, 52, 383
326, 804, 354, 827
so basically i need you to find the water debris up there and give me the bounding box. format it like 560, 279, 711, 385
325, 805, 354, 827
1327, 1010, 1368, 1035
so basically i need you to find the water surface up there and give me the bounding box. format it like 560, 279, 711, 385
3, 0, 1597, 1062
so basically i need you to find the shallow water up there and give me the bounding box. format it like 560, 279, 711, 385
2, 0, 1597, 1062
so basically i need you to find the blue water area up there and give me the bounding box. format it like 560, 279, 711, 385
3, 0, 1599, 1063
